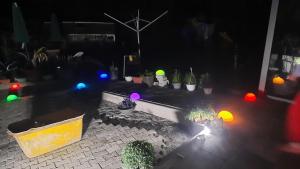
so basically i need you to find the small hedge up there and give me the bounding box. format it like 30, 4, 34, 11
121, 140, 155, 169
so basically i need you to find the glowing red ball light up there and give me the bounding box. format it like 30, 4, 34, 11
244, 92, 256, 102
9, 83, 21, 91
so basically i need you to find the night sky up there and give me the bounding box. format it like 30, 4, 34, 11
1, 0, 300, 87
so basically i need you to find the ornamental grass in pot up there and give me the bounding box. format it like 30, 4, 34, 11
185, 67, 196, 91
172, 69, 182, 89
143, 70, 154, 87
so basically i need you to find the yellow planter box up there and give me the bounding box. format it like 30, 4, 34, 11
8, 109, 84, 158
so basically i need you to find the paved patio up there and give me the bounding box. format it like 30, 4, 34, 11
0, 80, 299, 169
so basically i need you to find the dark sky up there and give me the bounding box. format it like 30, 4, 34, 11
1, 0, 271, 22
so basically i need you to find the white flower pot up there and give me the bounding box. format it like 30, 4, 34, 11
125, 76, 132, 82
203, 88, 213, 95
186, 84, 196, 91
173, 83, 181, 89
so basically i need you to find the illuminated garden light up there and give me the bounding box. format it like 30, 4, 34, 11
9, 83, 21, 91
130, 92, 141, 101
217, 110, 234, 122
99, 73, 109, 79
6, 94, 18, 102
155, 69, 165, 76
199, 125, 211, 136
272, 76, 285, 85
75, 82, 87, 90
244, 92, 257, 102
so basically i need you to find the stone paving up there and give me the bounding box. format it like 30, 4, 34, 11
0, 96, 185, 169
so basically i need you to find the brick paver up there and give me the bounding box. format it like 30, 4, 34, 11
0, 98, 179, 169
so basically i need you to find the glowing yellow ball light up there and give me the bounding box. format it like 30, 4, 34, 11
217, 110, 234, 122
272, 76, 285, 85
156, 69, 165, 76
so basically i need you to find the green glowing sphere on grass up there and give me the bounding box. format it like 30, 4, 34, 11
155, 69, 165, 76
6, 94, 18, 102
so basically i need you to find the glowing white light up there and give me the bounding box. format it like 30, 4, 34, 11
190, 125, 211, 141
199, 125, 211, 136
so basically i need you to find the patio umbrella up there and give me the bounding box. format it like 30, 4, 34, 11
12, 2, 29, 49
49, 13, 62, 41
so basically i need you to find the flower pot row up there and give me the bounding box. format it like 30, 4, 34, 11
125, 76, 154, 87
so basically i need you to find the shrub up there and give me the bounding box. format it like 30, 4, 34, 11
186, 106, 216, 122
121, 140, 155, 169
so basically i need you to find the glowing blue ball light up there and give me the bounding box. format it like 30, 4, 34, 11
130, 92, 141, 101
76, 82, 87, 90
100, 73, 109, 79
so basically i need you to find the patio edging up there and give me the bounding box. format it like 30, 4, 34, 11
102, 91, 183, 123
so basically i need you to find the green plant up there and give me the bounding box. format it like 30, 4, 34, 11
32, 47, 48, 67
186, 106, 216, 122
144, 70, 153, 77
172, 69, 181, 83
121, 140, 155, 169
185, 72, 196, 85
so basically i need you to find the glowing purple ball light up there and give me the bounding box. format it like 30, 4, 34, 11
130, 92, 141, 101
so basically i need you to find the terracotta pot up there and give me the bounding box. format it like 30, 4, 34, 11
133, 76, 143, 84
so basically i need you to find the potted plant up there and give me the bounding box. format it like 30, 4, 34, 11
133, 73, 143, 84
32, 47, 54, 81
121, 140, 154, 169
143, 70, 154, 87
185, 67, 196, 91
201, 73, 213, 95
125, 76, 133, 82
172, 69, 181, 89
110, 63, 118, 80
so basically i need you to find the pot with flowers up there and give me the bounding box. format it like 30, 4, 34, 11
185, 67, 196, 91
172, 69, 181, 89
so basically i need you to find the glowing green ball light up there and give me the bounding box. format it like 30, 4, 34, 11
6, 94, 18, 102
156, 69, 165, 76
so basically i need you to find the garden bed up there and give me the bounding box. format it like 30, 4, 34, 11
97, 101, 189, 155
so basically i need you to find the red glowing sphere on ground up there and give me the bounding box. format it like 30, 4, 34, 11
9, 83, 21, 91
244, 92, 256, 102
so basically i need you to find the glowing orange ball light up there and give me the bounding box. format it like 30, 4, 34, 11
9, 83, 21, 91
218, 110, 234, 122
244, 92, 256, 102
272, 76, 285, 85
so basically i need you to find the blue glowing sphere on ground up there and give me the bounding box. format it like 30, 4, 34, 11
76, 82, 87, 90
130, 92, 141, 101
100, 73, 109, 79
